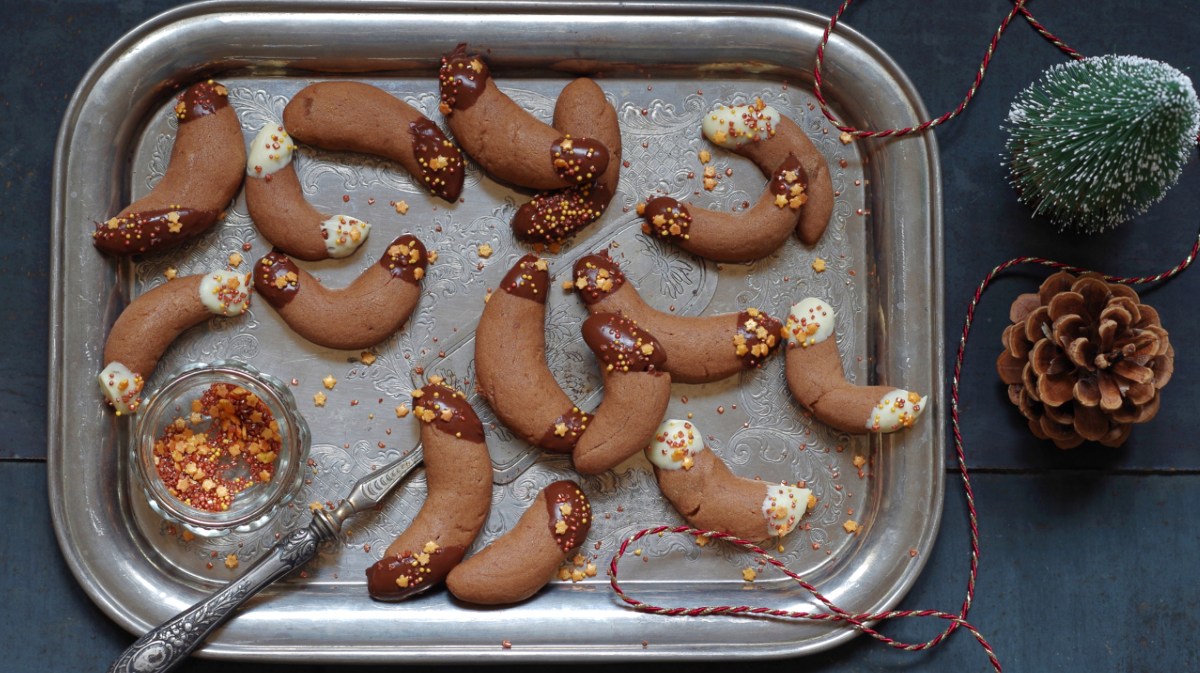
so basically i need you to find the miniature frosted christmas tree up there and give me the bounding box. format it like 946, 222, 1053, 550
1005, 55, 1200, 232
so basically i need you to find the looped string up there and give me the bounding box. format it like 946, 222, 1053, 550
607, 2, 1200, 670
608, 526, 1002, 671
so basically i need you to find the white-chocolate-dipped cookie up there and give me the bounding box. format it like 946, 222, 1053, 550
648, 419, 812, 542
784, 297, 927, 434
244, 123, 372, 261
99, 269, 251, 414
637, 100, 834, 262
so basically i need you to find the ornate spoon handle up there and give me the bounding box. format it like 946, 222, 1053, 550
107, 524, 322, 673
107, 447, 424, 673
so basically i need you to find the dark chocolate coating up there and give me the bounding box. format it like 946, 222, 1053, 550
438, 43, 490, 112
571, 251, 626, 305
499, 254, 549, 302
175, 80, 229, 121
379, 234, 429, 283
581, 312, 666, 372
93, 207, 218, 256
544, 480, 592, 552
253, 250, 300, 307
414, 383, 486, 444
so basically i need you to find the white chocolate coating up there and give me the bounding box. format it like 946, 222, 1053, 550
98, 361, 143, 415
198, 271, 252, 316
320, 215, 371, 258
762, 483, 812, 538
702, 102, 781, 149
246, 123, 294, 177
867, 389, 928, 433
645, 419, 704, 470
785, 297, 835, 347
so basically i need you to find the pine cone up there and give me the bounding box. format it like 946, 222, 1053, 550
996, 271, 1174, 449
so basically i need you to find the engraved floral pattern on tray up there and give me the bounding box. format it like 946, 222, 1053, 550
127, 74, 870, 588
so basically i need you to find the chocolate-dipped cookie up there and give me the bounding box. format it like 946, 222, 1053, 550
253, 234, 428, 350
366, 383, 492, 601
446, 480, 591, 605
639, 101, 834, 261
572, 251, 783, 384
93, 81, 245, 256
439, 44, 610, 192
282, 81, 465, 202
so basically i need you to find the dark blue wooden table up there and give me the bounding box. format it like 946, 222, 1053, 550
5, 1, 1199, 671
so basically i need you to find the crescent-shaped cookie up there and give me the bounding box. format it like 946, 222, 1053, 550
98, 270, 252, 414
252, 234, 427, 350
572, 251, 782, 384
438, 44, 610, 191
784, 297, 927, 433
244, 123, 371, 261
638, 102, 833, 261
571, 312, 671, 474
93, 81, 245, 256
365, 382, 492, 601
474, 256, 671, 472
647, 419, 811, 542
511, 78, 622, 244
282, 81, 465, 203
474, 255, 589, 453
446, 480, 590, 605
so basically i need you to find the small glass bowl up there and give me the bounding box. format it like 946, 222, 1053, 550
133, 360, 310, 537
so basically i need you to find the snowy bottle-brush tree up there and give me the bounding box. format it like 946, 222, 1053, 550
1005, 54, 1200, 232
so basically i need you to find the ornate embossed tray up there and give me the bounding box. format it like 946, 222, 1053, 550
49, 0, 943, 662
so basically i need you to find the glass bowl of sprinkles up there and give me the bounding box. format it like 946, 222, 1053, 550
133, 360, 311, 537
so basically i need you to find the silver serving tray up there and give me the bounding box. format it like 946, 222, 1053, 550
49, 0, 943, 662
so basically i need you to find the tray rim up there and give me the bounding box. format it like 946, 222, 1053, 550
48, 0, 946, 661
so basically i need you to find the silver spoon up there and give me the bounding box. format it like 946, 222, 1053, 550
107, 446, 425, 673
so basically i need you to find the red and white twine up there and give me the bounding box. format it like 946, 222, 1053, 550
608, 2, 1200, 670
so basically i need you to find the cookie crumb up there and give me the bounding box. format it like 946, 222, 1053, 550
395, 404, 410, 418
228, 252, 243, 268
313, 392, 327, 407
393, 200, 409, 215
164, 267, 178, 280
741, 567, 757, 582
224, 553, 239, 570
842, 520, 859, 534
812, 258, 827, 273
477, 243, 493, 259
698, 149, 711, 164
852, 455, 866, 468
360, 351, 377, 366
839, 131, 853, 144
322, 374, 337, 390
